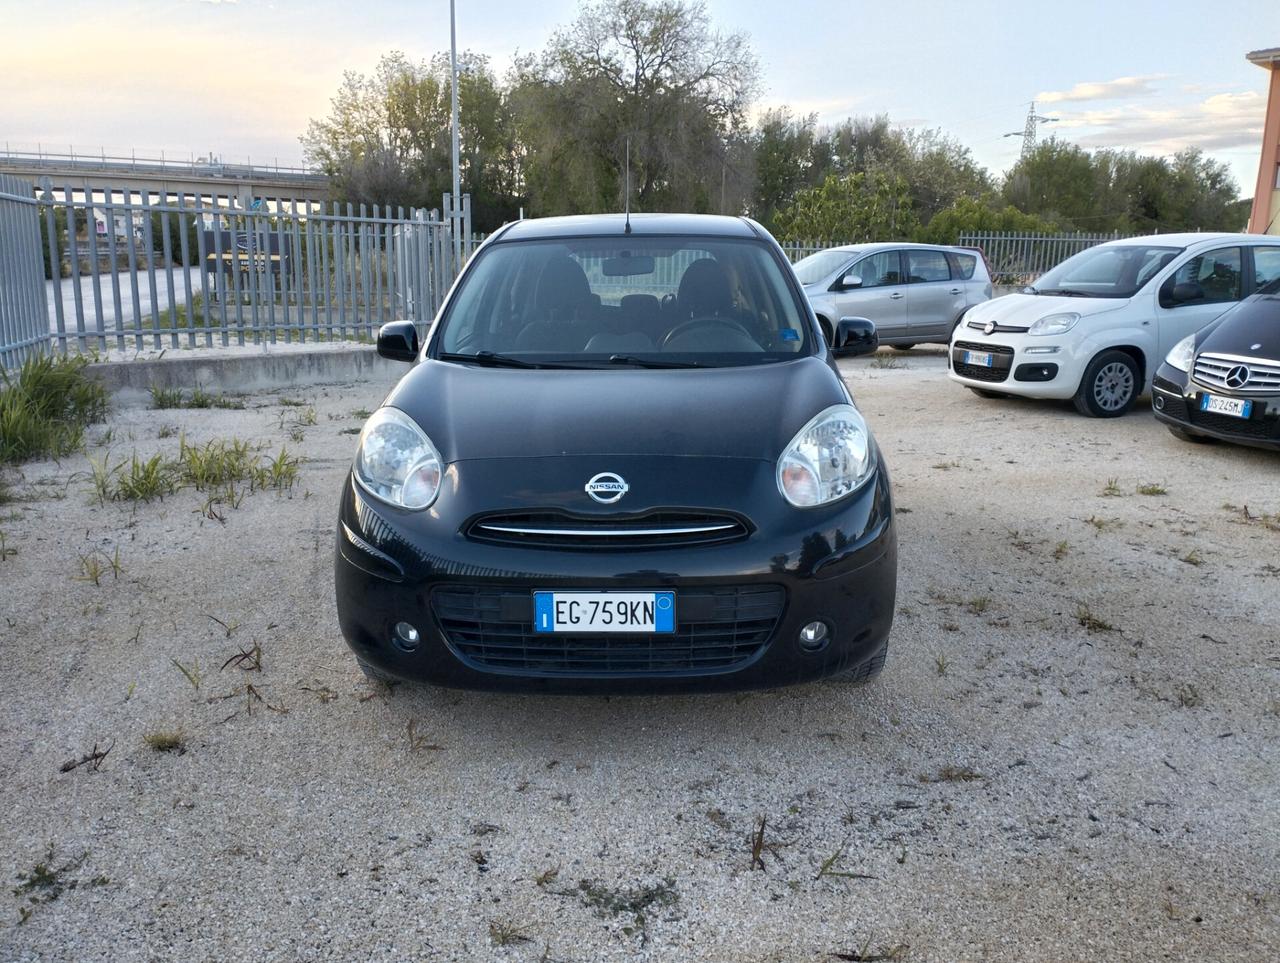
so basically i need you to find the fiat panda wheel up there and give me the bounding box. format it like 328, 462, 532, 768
1074, 350, 1139, 418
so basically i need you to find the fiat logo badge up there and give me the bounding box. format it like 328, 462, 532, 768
585, 472, 629, 504
983, 320, 996, 335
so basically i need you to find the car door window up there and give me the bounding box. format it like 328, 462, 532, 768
851, 251, 902, 288
1252, 247, 1280, 291
905, 250, 951, 283
1167, 247, 1242, 304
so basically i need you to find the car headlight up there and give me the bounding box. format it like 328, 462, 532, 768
777, 404, 875, 508
1027, 312, 1080, 336
1165, 334, 1196, 373
354, 407, 443, 510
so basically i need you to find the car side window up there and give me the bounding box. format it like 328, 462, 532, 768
1166, 247, 1242, 305
948, 252, 977, 280
849, 251, 901, 288
905, 250, 951, 283
1252, 247, 1280, 291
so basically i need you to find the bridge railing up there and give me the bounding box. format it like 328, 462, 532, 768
0, 177, 474, 365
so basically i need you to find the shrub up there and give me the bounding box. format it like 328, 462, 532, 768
0, 355, 108, 463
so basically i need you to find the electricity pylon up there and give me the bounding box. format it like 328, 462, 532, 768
1004, 102, 1057, 157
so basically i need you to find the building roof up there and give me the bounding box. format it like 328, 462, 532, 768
1246, 46, 1280, 67
498, 212, 759, 242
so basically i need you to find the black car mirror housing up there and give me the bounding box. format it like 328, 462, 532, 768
833, 317, 878, 357
377, 321, 420, 362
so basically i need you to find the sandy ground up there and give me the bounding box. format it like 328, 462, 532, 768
0, 348, 1277, 962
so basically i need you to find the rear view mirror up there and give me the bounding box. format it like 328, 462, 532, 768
602, 255, 655, 277
377, 320, 420, 362
833, 317, 878, 357
838, 273, 863, 290
1169, 281, 1204, 305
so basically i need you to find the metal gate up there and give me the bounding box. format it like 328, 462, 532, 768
0, 177, 474, 369
0, 174, 49, 368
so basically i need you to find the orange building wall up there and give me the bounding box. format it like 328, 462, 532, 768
1249, 65, 1280, 234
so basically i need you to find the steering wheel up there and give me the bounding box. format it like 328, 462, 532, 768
660, 317, 752, 350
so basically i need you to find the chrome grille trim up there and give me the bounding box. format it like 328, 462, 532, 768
1193, 352, 1280, 394
475, 523, 739, 538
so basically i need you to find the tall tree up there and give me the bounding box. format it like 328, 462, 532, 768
510, 0, 758, 216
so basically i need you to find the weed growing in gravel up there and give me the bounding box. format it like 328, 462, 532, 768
351, 408, 372, 419
534, 865, 561, 887
148, 385, 184, 409
278, 397, 308, 407
1085, 515, 1122, 534
749, 815, 768, 870
966, 596, 990, 615
1075, 604, 1115, 633
1181, 548, 1205, 567
1177, 684, 1203, 708
12, 845, 93, 921
941, 621, 959, 632
488, 921, 532, 947
0, 531, 14, 562
831, 936, 911, 961
0, 473, 10, 504
935, 654, 950, 676
567, 877, 679, 934
870, 354, 902, 370
1223, 503, 1280, 533
1100, 477, 1122, 497
932, 460, 960, 471
815, 843, 878, 882
1, 356, 108, 464
339, 427, 361, 435
115, 453, 175, 502
143, 729, 186, 753
150, 386, 245, 410
1053, 540, 1069, 560
171, 658, 202, 691
919, 765, 982, 783
1137, 482, 1168, 496
76, 547, 122, 585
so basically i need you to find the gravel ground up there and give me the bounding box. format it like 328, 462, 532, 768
1, 348, 1277, 962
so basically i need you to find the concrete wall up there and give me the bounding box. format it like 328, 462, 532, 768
87, 346, 406, 404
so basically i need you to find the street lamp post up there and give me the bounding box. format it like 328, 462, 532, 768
449, 0, 461, 219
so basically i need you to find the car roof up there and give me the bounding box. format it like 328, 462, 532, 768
497, 213, 759, 241
1100, 232, 1276, 249
812, 242, 976, 256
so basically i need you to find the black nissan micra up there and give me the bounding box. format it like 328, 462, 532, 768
335, 213, 895, 692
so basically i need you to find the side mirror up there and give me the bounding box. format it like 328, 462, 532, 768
1169, 281, 1204, 305
377, 320, 420, 362
833, 317, 878, 357
837, 273, 863, 291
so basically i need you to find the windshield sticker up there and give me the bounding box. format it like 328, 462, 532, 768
781, 329, 800, 341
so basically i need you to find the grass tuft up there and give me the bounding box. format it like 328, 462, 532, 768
1137, 482, 1168, 496
143, 729, 186, 753
1, 356, 108, 464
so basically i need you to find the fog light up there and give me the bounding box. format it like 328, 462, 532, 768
799, 620, 830, 653
393, 621, 420, 652
1154, 394, 1166, 411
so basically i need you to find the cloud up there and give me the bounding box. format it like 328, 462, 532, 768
1037, 75, 1165, 104
1051, 91, 1266, 154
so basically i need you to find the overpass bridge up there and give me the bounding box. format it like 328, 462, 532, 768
0, 148, 331, 210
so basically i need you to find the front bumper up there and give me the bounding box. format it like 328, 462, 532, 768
948, 333, 1080, 399
1152, 363, 1280, 450
334, 463, 897, 693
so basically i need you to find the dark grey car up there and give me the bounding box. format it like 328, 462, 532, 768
795, 243, 993, 347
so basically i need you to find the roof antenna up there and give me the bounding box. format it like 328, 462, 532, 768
624, 136, 632, 234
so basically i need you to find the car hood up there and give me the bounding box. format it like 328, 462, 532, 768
381, 355, 849, 462
1197, 299, 1279, 360
964, 293, 1128, 327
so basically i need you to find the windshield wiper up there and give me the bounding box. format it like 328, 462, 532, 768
1031, 288, 1090, 298
605, 354, 702, 369
438, 351, 543, 369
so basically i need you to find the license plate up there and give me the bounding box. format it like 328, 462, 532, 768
963, 350, 994, 368
1200, 393, 1252, 419
533, 591, 675, 634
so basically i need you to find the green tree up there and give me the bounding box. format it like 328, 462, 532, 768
915, 194, 1061, 245
510, 0, 759, 216
751, 108, 817, 228
773, 171, 917, 243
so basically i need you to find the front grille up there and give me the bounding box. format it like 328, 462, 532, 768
952, 340, 1013, 383
1188, 406, 1279, 440
465, 511, 749, 549
432, 584, 785, 677
967, 319, 1029, 333
1193, 353, 1280, 394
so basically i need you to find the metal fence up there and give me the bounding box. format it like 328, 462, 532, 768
0, 176, 473, 367
958, 230, 1130, 283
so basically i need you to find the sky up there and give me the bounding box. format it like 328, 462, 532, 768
2, 0, 1276, 197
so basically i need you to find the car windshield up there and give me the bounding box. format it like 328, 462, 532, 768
1029, 244, 1182, 299
792, 249, 854, 286
434, 236, 812, 367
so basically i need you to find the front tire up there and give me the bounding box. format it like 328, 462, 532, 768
892, 344, 915, 351
1073, 350, 1140, 418
816, 316, 833, 346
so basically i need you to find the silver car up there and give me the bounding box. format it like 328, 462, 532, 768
795, 243, 993, 347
